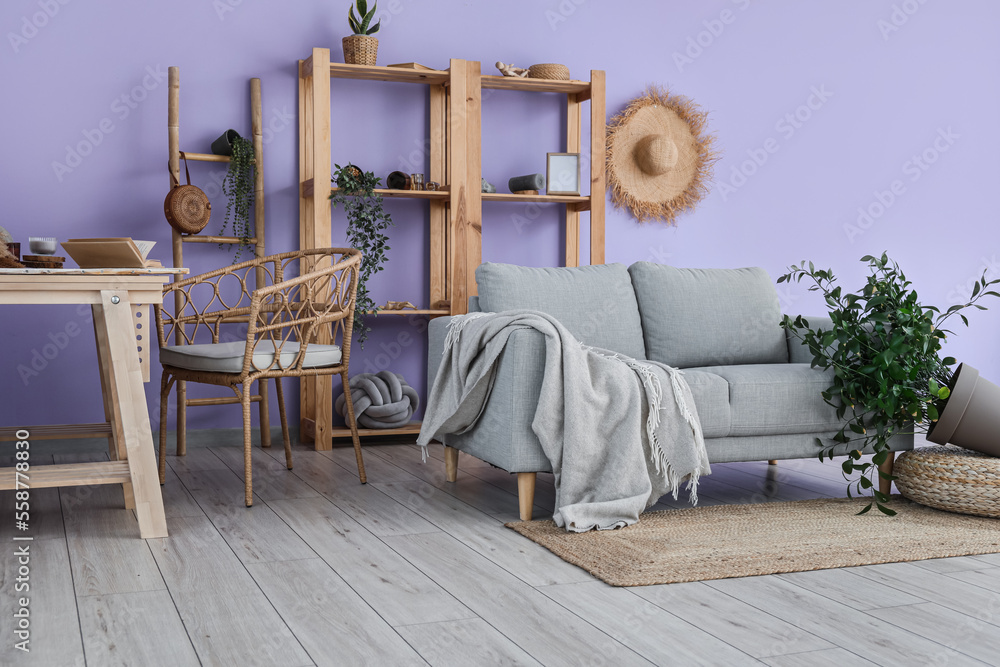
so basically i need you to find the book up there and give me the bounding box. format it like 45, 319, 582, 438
61, 238, 162, 269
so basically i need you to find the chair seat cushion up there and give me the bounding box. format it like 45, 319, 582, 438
687, 363, 842, 437
159, 341, 342, 374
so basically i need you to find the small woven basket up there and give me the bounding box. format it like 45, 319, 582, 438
343, 35, 378, 66
528, 63, 570, 80
895, 445, 1000, 518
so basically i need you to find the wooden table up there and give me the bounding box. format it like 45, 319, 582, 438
0, 268, 186, 538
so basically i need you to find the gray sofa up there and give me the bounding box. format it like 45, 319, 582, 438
427, 262, 913, 520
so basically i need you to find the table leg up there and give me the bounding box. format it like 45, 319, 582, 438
92, 304, 136, 510
96, 290, 167, 539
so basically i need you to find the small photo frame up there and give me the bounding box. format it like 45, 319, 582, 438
546, 152, 581, 196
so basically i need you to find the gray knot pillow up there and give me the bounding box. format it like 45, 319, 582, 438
335, 371, 420, 429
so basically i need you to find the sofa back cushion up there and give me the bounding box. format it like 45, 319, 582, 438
475, 262, 647, 359
628, 262, 788, 368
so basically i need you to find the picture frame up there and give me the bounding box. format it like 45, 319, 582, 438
546, 152, 581, 196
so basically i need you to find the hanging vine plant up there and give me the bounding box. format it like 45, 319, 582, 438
218, 134, 256, 262
330, 163, 394, 347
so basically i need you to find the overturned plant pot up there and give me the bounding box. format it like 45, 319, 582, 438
927, 363, 1000, 456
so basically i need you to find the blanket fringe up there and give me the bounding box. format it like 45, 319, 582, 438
444, 312, 490, 349
578, 343, 702, 502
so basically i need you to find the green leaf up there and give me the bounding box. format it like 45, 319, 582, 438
938, 386, 951, 400
366, 19, 381, 34
876, 503, 897, 516
857, 503, 873, 515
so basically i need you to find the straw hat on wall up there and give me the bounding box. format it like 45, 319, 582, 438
606, 86, 719, 224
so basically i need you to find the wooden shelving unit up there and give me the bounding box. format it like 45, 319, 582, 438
297, 48, 606, 449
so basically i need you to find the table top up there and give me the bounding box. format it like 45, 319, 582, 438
0, 268, 189, 276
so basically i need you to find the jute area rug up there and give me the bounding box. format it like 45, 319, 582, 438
506, 497, 1000, 587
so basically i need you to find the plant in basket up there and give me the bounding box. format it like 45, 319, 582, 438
343, 0, 381, 66
779, 253, 1000, 515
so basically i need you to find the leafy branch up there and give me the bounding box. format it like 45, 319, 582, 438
330, 163, 393, 347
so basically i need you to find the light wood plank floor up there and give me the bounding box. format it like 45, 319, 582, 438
3, 438, 999, 667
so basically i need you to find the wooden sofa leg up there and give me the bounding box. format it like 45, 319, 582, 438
767, 460, 778, 465
878, 451, 896, 497
517, 472, 536, 521
444, 446, 459, 482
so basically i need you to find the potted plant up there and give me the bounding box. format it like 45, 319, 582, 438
330, 163, 393, 347
779, 253, 1000, 515
343, 0, 381, 66
216, 132, 255, 262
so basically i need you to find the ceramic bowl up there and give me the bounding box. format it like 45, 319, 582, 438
28, 237, 57, 255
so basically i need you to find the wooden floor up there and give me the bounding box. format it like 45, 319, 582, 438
3, 437, 1000, 667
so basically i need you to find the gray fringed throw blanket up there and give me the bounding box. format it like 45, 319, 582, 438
417, 311, 711, 532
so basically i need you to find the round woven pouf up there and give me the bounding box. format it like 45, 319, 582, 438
895, 445, 1000, 518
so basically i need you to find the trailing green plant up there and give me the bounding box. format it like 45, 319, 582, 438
347, 0, 380, 35
218, 134, 256, 262
779, 253, 1000, 515
330, 163, 393, 347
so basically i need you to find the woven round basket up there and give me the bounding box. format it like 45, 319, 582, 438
895, 445, 1000, 518
343, 35, 378, 66
164, 185, 211, 234
528, 63, 570, 80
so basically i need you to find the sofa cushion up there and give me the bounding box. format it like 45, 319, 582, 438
160, 341, 342, 374
679, 369, 731, 438
475, 262, 647, 359
688, 363, 842, 437
628, 263, 788, 368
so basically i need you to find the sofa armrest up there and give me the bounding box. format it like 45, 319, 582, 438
785, 314, 834, 364
427, 316, 452, 391
426, 317, 550, 472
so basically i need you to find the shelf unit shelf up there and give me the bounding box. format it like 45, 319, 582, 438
480, 74, 592, 95
365, 309, 450, 316
324, 421, 423, 441
298, 50, 606, 448
327, 62, 449, 85
482, 192, 591, 209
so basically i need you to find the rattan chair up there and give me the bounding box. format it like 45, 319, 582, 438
154, 248, 364, 506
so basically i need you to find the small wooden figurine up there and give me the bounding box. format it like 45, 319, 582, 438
496, 61, 529, 78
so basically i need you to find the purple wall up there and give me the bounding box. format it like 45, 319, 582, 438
2, 0, 998, 431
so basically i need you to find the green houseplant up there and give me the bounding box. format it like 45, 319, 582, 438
217, 133, 256, 262
779, 253, 1000, 515
343, 0, 381, 66
330, 163, 393, 347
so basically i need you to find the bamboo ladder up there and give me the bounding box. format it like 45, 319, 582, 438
166, 67, 270, 457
